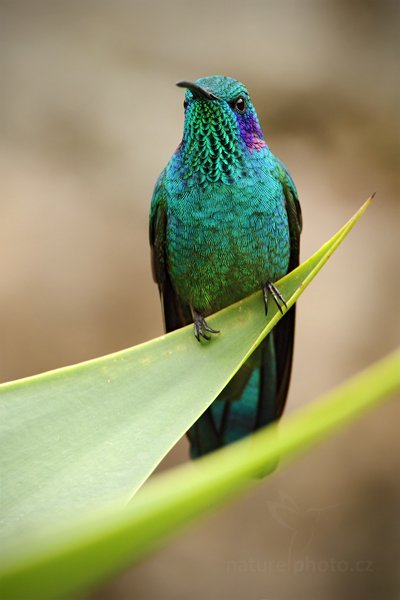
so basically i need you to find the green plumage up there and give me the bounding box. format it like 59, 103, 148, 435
149, 76, 302, 458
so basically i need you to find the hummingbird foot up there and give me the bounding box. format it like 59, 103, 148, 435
191, 309, 220, 342
263, 281, 287, 316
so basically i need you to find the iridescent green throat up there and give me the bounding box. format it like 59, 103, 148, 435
174, 100, 248, 186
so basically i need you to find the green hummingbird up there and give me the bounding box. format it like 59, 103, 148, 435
150, 76, 302, 458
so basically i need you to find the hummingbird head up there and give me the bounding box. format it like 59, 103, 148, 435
173, 76, 267, 186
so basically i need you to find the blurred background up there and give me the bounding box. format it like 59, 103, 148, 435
1, 0, 399, 598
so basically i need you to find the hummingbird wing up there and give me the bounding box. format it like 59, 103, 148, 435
272, 161, 302, 417
149, 172, 192, 332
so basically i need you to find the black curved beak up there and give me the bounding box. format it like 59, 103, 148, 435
176, 81, 219, 101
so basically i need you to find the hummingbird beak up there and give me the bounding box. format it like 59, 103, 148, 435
176, 81, 220, 101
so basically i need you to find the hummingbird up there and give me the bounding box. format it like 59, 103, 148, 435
149, 76, 302, 458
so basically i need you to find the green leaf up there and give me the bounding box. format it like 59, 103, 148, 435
2, 349, 399, 600
0, 198, 378, 599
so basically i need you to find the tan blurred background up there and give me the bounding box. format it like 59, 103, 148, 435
1, 1, 399, 598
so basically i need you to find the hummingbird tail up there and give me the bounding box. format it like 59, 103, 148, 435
187, 303, 295, 461
187, 305, 296, 461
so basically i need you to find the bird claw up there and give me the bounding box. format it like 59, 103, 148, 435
263, 281, 287, 315
193, 312, 220, 342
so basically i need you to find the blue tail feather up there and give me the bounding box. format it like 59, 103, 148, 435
188, 333, 279, 459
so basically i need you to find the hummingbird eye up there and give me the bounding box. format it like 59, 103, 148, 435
233, 96, 246, 114
183, 99, 189, 109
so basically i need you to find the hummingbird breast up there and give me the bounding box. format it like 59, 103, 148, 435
165, 161, 290, 314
